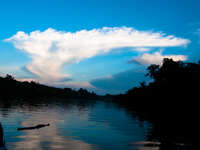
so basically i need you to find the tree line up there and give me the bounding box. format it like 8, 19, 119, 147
0, 74, 97, 101
114, 58, 200, 146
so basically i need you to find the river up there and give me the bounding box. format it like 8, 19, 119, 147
0, 99, 189, 150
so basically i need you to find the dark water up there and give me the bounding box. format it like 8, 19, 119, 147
0, 100, 188, 150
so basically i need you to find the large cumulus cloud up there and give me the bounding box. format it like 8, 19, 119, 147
5, 27, 190, 87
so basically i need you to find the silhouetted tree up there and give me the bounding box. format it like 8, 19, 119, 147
5, 74, 15, 80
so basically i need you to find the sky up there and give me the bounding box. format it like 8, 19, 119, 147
0, 0, 199, 95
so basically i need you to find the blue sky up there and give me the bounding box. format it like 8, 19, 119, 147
0, 0, 199, 94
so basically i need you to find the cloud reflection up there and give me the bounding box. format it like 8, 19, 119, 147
7, 105, 98, 150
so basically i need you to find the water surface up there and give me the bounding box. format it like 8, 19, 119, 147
0, 100, 159, 150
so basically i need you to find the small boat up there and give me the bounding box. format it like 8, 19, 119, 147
0, 123, 6, 150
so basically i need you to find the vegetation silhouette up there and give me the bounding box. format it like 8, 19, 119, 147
115, 58, 199, 148
0, 74, 98, 102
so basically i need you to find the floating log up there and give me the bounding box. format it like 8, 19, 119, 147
17, 123, 50, 131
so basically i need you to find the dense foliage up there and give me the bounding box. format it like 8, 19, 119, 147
115, 58, 200, 146
116, 58, 199, 107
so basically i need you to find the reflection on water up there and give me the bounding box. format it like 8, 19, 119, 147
0, 100, 183, 150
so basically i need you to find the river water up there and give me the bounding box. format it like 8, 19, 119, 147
0, 99, 187, 150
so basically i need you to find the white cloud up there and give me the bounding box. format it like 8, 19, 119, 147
131, 51, 187, 65
16, 78, 38, 83
133, 47, 152, 52
5, 27, 190, 84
